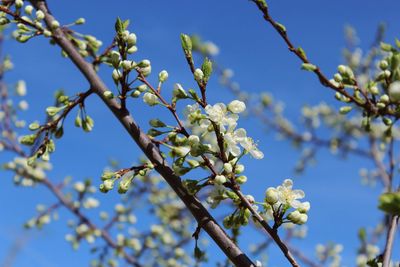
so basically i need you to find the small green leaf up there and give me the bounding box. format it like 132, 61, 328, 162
297, 47, 307, 60
380, 42, 392, 52
180, 33, 192, 52
201, 58, 213, 82
149, 119, 166, 128
115, 17, 123, 34
378, 192, 400, 215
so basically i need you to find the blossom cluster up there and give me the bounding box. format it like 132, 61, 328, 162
264, 179, 310, 225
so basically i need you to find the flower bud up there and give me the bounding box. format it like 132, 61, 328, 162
35, 10, 45, 20
180, 34, 192, 52
188, 135, 200, 145
288, 210, 301, 223
127, 46, 138, 54
24, 5, 33, 15
173, 83, 187, 98
339, 106, 352, 115
333, 73, 342, 83
51, 20, 60, 29
388, 81, 400, 102
103, 90, 114, 99
75, 18, 85, 25
127, 33, 137, 46
16, 80, 27, 96
228, 100, 246, 114
15, 0, 24, 8
379, 60, 389, 70
265, 187, 278, 204
143, 92, 158, 106
235, 164, 245, 174
130, 90, 141, 98
121, 60, 136, 70
214, 175, 227, 185
298, 201, 310, 213
379, 94, 390, 104
223, 163, 233, 173
337, 65, 354, 79
158, 70, 168, 83
46, 106, 64, 116
100, 179, 114, 193
172, 146, 190, 157
43, 30, 52, 37
112, 69, 122, 81
235, 175, 247, 184
28, 122, 40, 131
194, 68, 204, 82
297, 213, 308, 224
109, 51, 120, 68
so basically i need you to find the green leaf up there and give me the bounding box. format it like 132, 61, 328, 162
201, 58, 213, 82
378, 192, 400, 215
147, 128, 164, 137
358, 228, 366, 242
297, 47, 307, 60
149, 118, 166, 128
380, 42, 393, 52
115, 17, 123, 34
180, 33, 192, 52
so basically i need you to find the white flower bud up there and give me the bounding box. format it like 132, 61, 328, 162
75, 18, 85, 25
121, 60, 136, 70
228, 100, 246, 113
158, 70, 168, 83
18, 100, 28, 110
51, 20, 60, 29
288, 210, 301, 223
103, 90, 114, 99
24, 5, 33, 15
223, 163, 233, 173
15, 0, 24, 8
73, 182, 85, 193
214, 175, 227, 185
388, 81, 400, 102
35, 10, 45, 20
380, 94, 390, 104
188, 135, 200, 145
194, 68, 204, 82
43, 30, 52, 37
127, 46, 138, 54
16, 80, 27, 96
297, 213, 308, 224
298, 201, 310, 213
379, 60, 388, 70
235, 164, 245, 174
127, 33, 137, 46
235, 175, 247, 184
112, 69, 122, 81
143, 92, 158, 106
172, 146, 190, 157
265, 187, 278, 204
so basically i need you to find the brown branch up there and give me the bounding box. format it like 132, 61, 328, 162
41, 178, 142, 267
28, 1, 255, 266
249, 0, 378, 116
382, 215, 398, 267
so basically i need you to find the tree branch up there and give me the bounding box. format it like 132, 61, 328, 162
28, 0, 255, 265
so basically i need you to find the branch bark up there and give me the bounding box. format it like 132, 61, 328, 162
28, 0, 255, 265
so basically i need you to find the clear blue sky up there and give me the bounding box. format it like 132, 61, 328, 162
1, 0, 399, 266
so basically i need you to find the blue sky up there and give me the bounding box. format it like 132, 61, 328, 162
1, 0, 399, 266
